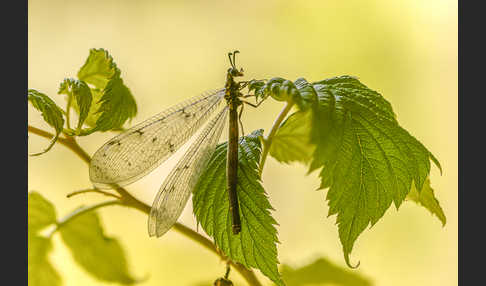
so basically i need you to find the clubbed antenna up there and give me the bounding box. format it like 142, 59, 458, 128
228, 50, 240, 69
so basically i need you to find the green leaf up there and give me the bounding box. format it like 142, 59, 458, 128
75, 87, 104, 128
88, 76, 137, 133
406, 177, 446, 226
77, 48, 120, 89
279, 257, 372, 286
58, 78, 93, 129
28, 192, 61, 286
73, 48, 137, 134
193, 129, 283, 286
250, 77, 317, 110
28, 191, 57, 233
28, 89, 65, 156
269, 109, 315, 164
59, 210, 137, 284
248, 79, 265, 98
305, 76, 442, 267
28, 234, 62, 286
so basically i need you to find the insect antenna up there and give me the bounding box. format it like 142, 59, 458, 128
228, 50, 240, 69
228, 52, 235, 69
232, 50, 239, 67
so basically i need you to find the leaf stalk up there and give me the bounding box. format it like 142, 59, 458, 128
258, 100, 295, 176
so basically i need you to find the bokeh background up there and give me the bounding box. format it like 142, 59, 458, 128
28, 0, 457, 285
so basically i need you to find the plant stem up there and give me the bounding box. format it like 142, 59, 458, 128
28, 125, 263, 286
47, 200, 121, 237
67, 188, 121, 199
66, 94, 72, 129
28, 126, 91, 163
258, 100, 295, 177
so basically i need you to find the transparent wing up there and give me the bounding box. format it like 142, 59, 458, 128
89, 89, 225, 189
148, 106, 229, 237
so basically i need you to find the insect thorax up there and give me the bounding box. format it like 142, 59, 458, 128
224, 72, 242, 108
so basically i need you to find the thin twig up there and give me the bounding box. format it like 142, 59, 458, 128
67, 188, 121, 199
47, 200, 122, 238
28, 125, 263, 286
28, 125, 91, 163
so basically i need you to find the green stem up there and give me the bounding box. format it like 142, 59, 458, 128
67, 188, 121, 199
47, 200, 121, 237
258, 100, 295, 177
28, 125, 263, 286
66, 94, 72, 129
28, 126, 92, 163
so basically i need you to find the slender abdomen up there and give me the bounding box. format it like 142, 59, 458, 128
227, 102, 241, 234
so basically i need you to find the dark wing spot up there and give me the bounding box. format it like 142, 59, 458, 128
108, 141, 117, 146
152, 137, 158, 143
135, 130, 144, 136
167, 142, 175, 152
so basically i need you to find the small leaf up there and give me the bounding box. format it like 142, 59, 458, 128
28, 234, 62, 286
58, 78, 93, 129
73, 48, 137, 134
248, 79, 265, 98
59, 210, 137, 284
406, 177, 446, 226
292, 78, 319, 110
251, 77, 317, 110
28, 191, 57, 233
269, 109, 315, 164
28, 192, 61, 286
28, 89, 65, 156
88, 76, 137, 133
279, 257, 372, 286
193, 129, 284, 286
74, 87, 104, 128
77, 48, 119, 89
305, 75, 442, 267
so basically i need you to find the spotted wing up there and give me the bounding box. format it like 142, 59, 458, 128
148, 106, 228, 237
89, 89, 225, 189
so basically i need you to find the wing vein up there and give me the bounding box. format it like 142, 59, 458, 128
148, 106, 229, 237
89, 89, 225, 189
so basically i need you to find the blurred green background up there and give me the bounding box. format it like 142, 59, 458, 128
28, 0, 457, 285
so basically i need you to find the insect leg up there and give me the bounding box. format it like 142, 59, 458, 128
240, 99, 264, 108
238, 104, 245, 136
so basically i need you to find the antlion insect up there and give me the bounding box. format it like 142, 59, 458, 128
89, 51, 263, 236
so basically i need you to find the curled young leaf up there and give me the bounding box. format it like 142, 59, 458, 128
28, 89, 65, 156
250, 77, 317, 109
58, 78, 93, 130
